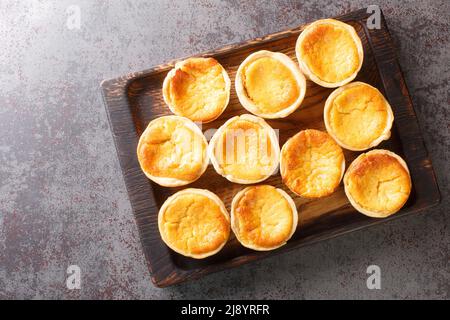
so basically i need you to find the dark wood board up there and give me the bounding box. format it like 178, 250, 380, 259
101, 8, 440, 287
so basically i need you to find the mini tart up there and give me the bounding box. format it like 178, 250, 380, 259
344, 149, 411, 218
235, 50, 306, 118
208, 114, 280, 184
295, 19, 363, 88
162, 57, 231, 123
158, 188, 230, 259
280, 129, 345, 198
324, 82, 394, 151
231, 185, 298, 251
137, 115, 208, 187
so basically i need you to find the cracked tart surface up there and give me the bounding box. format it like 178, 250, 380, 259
231, 185, 298, 251
324, 82, 394, 151
344, 149, 411, 218
280, 129, 345, 198
137, 115, 208, 187
158, 188, 230, 259
295, 19, 363, 88
163, 57, 230, 122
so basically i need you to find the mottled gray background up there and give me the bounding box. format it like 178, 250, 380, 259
0, 0, 448, 299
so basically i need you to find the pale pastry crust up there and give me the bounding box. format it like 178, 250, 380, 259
344, 149, 411, 218
208, 114, 280, 184
280, 129, 345, 198
295, 19, 364, 88
231, 185, 298, 251
158, 188, 230, 259
137, 115, 208, 187
324, 82, 394, 151
235, 50, 306, 119
162, 57, 231, 123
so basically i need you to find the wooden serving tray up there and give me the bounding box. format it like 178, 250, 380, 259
101, 8, 440, 287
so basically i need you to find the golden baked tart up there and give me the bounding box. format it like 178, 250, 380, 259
208, 114, 280, 184
158, 188, 230, 259
231, 185, 298, 251
235, 50, 306, 118
344, 149, 411, 218
295, 19, 363, 88
162, 57, 231, 123
137, 115, 208, 187
280, 129, 345, 198
324, 82, 394, 151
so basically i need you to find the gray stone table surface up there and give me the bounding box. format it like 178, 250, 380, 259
0, 0, 448, 299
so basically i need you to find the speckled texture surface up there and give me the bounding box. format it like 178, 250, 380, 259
0, 0, 448, 299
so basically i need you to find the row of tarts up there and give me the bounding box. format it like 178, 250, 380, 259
137, 19, 412, 259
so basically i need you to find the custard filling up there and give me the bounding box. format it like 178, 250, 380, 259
167, 58, 227, 122
328, 84, 390, 149
234, 185, 294, 248
138, 118, 206, 181
160, 193, 229, 255
299, 23, 359, 83
346, 153, 411, 214
242, 56, 300, 114
282, 130, 344, 197
214, 119, 276, 181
